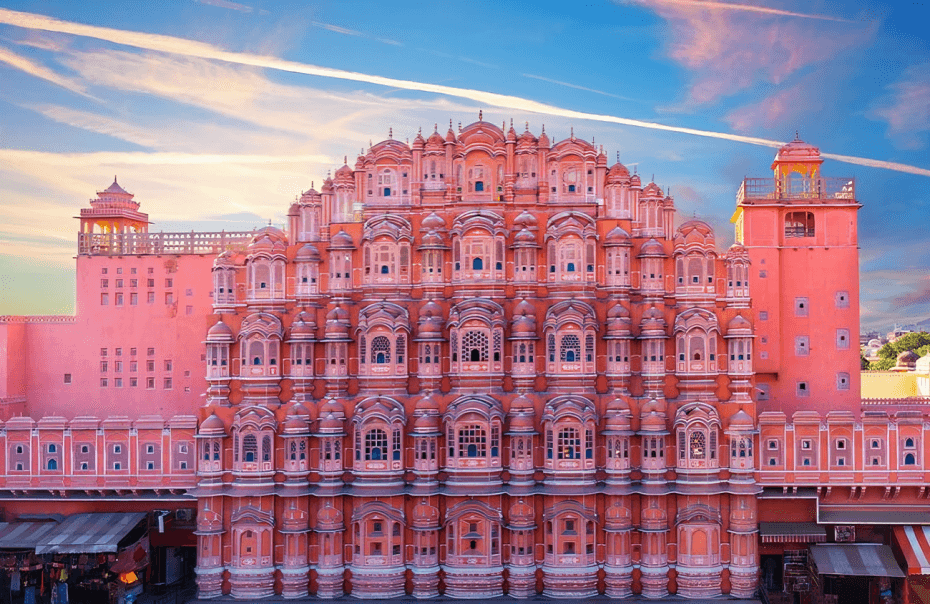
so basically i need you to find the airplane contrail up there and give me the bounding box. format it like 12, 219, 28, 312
0, 8, 926, 177
626, 0, 854, 23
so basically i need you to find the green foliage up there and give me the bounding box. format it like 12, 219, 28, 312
917, 343, 930, 358
877, 332, 930, 360
861, 352, 870, 370
869, 358, 895, 371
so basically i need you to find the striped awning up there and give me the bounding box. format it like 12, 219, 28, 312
0, 522, 61, 549
34, 513, 146, 554
759, 522, 827, 543
811, 544, 905, 578
893, 526, 930, 574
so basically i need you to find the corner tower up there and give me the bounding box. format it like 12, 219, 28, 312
733, 138, 860, 415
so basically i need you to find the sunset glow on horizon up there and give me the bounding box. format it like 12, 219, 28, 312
1, 0, 928, 331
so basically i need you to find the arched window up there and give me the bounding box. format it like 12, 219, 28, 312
365, 429, 387, 461
905, 453, 917, 466
48, 459, 57, 470
371, 336, 391, 364
463, 330, 489, 362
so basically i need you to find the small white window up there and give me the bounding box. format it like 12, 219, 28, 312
147, 462, 155, 470
836, 439, 846, 450
114, 462, 121, 470
795, 336, 810, 356
146, 444, 155, 454
179, 443, 189, 454
80, 462, 88, 470
113, 444, 122, 454
837, 372, 850, 390
836, 329, 850, 350
81, 445, 89, 453
797, 381, 809, 397
835, 291, 849, 308
801, 439, 812, 450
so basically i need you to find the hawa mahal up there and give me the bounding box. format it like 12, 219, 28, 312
6, 115, 925, 602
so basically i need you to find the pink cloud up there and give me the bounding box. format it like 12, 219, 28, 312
631, 0, 874, 107
887, 277, 930, 311
870, 63, 930, 150
723, 76, 823, 133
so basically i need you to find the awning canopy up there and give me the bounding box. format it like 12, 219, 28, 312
811, 544, 905, 578
34, 513, 146, 554
893, 526, 930, 574
819, 507, 930, 525
0, 522, 62, 550
759, 522, 827, 543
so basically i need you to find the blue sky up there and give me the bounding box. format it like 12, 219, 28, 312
0, 0, 927, 331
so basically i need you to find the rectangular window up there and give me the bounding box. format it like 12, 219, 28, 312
164, 378, 173, 390
100, 378, 108, 387
130, 377, 138, 387
797, 381, 810, 397
165, 360, 172, 371
148, 267, 153, 274
114, 378, 122, 388
147, 291, 155, 304
115, 348, 122, 356
101, 348, 108, 357
101, 267, 108, 274
130, 279, 137, 288
100, 361, 108, 372
115, 293, 124, 306
147, 278, 155, 287
147, 360, 155, 372
63, 373, 71, 384
165, 278, 173, 288
757, 384, 770, 401
101, 279, 108, 288
146, 377, 155, 389
115, 279, 123, 288
130, 268, 136, 274
130, 361, 137, 372
795, 336, 810, 356
165, 292, 173, 304
114, 361, 122, 372
836, 329, 850, 350
186, 305, 193, 315
130, 293, 138, 305
116, 267, 122, 274
130, 348, 137, 356
795, 297, 809, 317
147, 348, 155, 356
837, 372, 850, 390
185, 288, 193, 296
759, 311, 768, 321
101, 293, 109, 305
835, 291, 850, 308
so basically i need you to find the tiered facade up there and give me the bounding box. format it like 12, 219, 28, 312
193, 118, 761, 599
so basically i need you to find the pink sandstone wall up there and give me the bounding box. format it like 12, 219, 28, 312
19, 254, 215, 418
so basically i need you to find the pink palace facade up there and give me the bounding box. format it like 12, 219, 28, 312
5, 116, 928, 602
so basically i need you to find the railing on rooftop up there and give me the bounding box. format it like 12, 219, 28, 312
78, 230, 255, 256
736, 176, 855, 205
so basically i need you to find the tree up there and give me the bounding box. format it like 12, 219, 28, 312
877, 332, 930, 360
861, 352, 870, 370
869, 358, 895, 371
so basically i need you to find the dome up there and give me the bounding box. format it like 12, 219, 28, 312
318, 412, 343, 431
630, 173, 641, 187
509, 499, 535, 528
289, 401, 311, 417
868, 339, 882, 348
316, 502, 344, 530
642, 182, 664, 198
514, 298, 535, 317
213, 250, 237, 268
412, 501, 440, 529
427, 129, 445, 147
607, 162, 630, 183
329, 230, 354, 248
537, 127, 550, 147
514, 210, 538, 227
727, 314, 752, 334
412, 129, 425, 148
773, 136, 822, 167
421, 212, 446, 230
288, 318, 317, 341
283, 414, 309, 434
325, 307, 350, 337
514, 228, 536, 244
420, 231, 445, 248
445, 124, 457, 143
295, 243, 321, 262
335, 163, 353, 179
319, 398, 345, 417
199, 413, 226, 436
321, 177, 333, 193
640, 409, 665, 431
413, 413, 440, 432
415, 393, 440, 412
729, 410, 753, 429
512, 315, 536, 336
605, 225, 632, 246
637, 238, 666, 258
206, 320, 234, 343
607, 303, 630, 319
300, 185, 321, 203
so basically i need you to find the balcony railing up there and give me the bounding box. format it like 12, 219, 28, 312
736, 177, 855, 205
78, 230, 255, 256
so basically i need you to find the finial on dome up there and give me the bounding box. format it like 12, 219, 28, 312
113, 175, 117, 183
510, 118, 513, 127
458, 121, 462, 131
795, 129, 799, 139
418, 126, 422, 135
541, 123, 545, 133
434, 123, 437, 132
343, 156, 347, 165
616, 151, 620, 162
525, 121, 529, 130
311, 180, 314, 188
478, 109, 483, 120
267, 218, 272, 226
570, 126, 574, 139
449, 119, 453, 130
388, 127, 393, 139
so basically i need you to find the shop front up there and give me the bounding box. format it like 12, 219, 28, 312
891, 525, 930, 604
809, 543, 905, 604
0, 513, 149, 604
